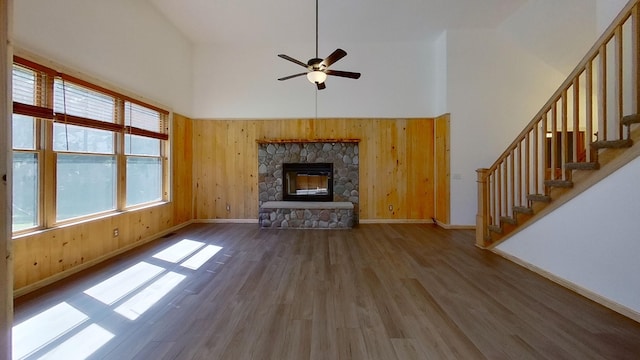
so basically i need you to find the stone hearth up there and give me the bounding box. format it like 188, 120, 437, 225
257, 141, 359, 228
259, 201, 354, 229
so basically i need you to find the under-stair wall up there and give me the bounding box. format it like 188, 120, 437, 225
494, 155, 640, 321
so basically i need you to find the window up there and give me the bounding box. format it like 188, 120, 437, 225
11, 65, 42, 232
56, 154, 117, 221
11, 57, 170, 232
12, 151, 38, 231
124, 102, 165, 207
53, 79, 118, 221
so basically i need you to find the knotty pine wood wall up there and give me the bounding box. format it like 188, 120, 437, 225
192, 118, 439, 221
12, 114, 194, 293
435, 114, 451, 224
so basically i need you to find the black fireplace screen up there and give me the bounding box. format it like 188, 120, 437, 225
282, 163, 333, 201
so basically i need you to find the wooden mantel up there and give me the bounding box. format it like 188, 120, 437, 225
256, 138, 360, 144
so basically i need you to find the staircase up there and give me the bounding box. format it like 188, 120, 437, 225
476, 0, 640, 247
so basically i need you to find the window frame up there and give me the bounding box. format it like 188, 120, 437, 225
11, 63, 46, 235
11, 55, 171, 233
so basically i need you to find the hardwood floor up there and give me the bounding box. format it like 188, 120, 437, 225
13, 224, 640, 359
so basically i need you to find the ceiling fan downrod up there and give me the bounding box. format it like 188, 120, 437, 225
276, 0, 361, 90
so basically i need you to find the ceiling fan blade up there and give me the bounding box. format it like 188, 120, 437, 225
317, 82, 326, 90
325, 70, 361, 79
278, 72, 308, 81
278, 54, 309, 68
321, 48, 347, 68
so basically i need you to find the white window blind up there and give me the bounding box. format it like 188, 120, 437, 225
125, 101, 168, 140
54, 79, 116, 124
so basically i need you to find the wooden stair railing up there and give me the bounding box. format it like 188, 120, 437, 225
477, 0, 640, 248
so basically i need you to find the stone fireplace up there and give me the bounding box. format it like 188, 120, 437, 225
257, 140, 359, 228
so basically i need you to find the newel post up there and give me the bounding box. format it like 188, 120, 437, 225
476, 168, 490, 248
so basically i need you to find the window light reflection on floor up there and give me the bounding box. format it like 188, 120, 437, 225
83, 262, 165, 305
36, 323, 114, 360
12, 302, 89, 359
14, 237, 224, 358
115, 271, 186, 320
181, 245, 223, 270
152, 239, 206, 264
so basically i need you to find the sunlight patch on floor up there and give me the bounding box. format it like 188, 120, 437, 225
36, 324, 114, 360
83, 262, 164, 305
12, 302, 88, 359
180, 245, 223, 270
152, 239, 206, 264
115, 271, 187, 320
14, 237, 225, 359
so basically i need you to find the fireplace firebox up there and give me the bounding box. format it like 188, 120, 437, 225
282, 163, 333, 201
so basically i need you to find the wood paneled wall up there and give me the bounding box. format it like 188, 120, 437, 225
12, 114, 194, 293
435, 114, 451, 224
172, 114, 194, 223
192, 118, 438, 221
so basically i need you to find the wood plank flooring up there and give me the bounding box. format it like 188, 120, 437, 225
13, 224, 640, 359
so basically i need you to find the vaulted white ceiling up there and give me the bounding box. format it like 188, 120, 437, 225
148, 0, 528, 45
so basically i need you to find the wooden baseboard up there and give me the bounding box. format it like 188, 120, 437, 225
358, 219, 434, 224
435, 221, 475, 230
493, 248, 640, 324
194, 219, 259, 224
13, 220, 194, 298
191, 218, 477, 230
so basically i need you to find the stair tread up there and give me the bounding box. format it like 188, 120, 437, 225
488, 225, 503, 234
544, 179, 574, 188
500, 216, 517, 225
566, 162, 600, 170
527, 194, 552, 202
513, 206, 534, 215
591, 139, 633, 149
621, 114, 640, 126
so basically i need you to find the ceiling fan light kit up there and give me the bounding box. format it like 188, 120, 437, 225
307, 71, 327, 84
277, 0, 361, 90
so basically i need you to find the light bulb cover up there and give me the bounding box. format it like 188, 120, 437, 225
307, 71, 327, 84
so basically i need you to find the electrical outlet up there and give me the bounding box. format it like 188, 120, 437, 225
388, 205, 393, 212
226, 204, 231, 212
113, 228, 119, 237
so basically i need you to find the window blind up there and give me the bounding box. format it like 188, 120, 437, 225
13, 56, 169, 141
125, 102, 168, 140
53, 78, 123, 133
12, 60, 54, 119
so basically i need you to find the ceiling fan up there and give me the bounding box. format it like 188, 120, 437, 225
277, 0, 361, 90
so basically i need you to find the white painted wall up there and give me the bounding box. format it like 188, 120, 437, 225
446, 29, 566, 225
496, 155, 640, 314
192, 40, 439, 119
13, 0, 193, 116
499, 0, 597, 75
597, 0, 630, 34
432, 32, 448, 116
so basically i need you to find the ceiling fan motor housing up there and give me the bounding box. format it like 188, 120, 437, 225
308, 58, 325, 71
